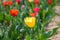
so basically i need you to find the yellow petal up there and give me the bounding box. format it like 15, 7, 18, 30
24, 17, 36, 28
28, 0, 33, 2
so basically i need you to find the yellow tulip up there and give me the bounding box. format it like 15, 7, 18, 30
28, 0, 34, 2
24, 17, 36, 28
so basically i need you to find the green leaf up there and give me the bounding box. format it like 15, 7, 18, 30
0, 13, 4, 22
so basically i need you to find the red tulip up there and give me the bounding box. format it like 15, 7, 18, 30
33, 7, 40, 13
7, 1, 13, 6
30, 13, 36, 17
10, 9, 18, 17
3, 2, 8, 7
48, 0, 52, 5
16, 0, 21, 4
34, 0, 40, 5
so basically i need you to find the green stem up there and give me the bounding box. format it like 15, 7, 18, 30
30, 28, 32, 40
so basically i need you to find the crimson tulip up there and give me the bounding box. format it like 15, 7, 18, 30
16, 0, 21, 4
33, 7, 40, 13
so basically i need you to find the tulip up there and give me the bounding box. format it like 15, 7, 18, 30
21, 5, 25, 9
3, 2, 8, 7
7, 1, 13, 6
16, 0, 21, 4
34, 0, 40, 5
28, 0, 34, 2
30, 12, 36, 17
33, 7, 40, 13
24, 17, 36, 28
48, 0, 52, 5
10, 9, 18, 17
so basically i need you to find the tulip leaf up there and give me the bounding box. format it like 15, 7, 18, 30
0, 13, 4, 22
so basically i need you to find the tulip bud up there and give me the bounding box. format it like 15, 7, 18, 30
21, 5, 25, 9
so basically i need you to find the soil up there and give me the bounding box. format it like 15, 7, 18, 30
46, 16, 60, 40
46, 6, 60, 40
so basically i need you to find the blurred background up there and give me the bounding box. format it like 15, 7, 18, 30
0, 0, 60, 40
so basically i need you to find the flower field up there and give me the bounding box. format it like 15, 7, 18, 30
0, 0, 59, 40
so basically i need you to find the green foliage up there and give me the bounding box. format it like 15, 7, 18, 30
0, 0, 58, 40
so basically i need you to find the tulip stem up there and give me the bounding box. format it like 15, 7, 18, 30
30, 28, 32, 40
